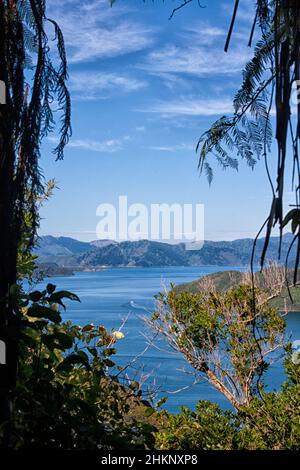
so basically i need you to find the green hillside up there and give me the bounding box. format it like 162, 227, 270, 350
174, 270, 300, 312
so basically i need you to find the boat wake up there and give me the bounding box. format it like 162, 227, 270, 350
122, 300, 150, 313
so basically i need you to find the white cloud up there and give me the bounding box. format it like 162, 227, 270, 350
222, 0, 256, 23
148, 143, 195, 152
47, 0, 154, 64
47, 135, 125, 153
143, 42, 250, 77
141, 20, 251, 81
67, 139, 123, 153
182, 25, 226, 45
143, 97, 233, 116
69, 72, 146, 100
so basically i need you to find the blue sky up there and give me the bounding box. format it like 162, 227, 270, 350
39, 0, 289, 242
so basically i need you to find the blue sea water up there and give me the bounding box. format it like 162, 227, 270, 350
33, 266, 300, 413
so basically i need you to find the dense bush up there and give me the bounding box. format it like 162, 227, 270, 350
156, 357, 300, 450
156, 401, 236, 450
235, 355, 300, 450
0, 284, 156, 449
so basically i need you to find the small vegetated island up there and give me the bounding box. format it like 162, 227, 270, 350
174, 268, 300, 312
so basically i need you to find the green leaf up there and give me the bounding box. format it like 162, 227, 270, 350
103, 358, 115, 368
47, 283, 56, 295
27, 304, 62, 324
87, 347, 98, 357
103, 348, 117, 357
54, 331, 74, 349
29, 291, 43, 302
282, 209, 300, 231
56, 353, 91, 372
49, 290, 81, 303
144, 407, 155, 417
77, 350, 90, 363
292, 217, 300, 234
141, 399, 151, 407
155, 396, 168, 408
82, 324, 95, 332
129, 380, 140, 391
42, 334, 65, 351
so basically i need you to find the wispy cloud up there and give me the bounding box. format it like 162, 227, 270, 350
142, 97, 233, 116
183, 25, 226, 45
148, 143, 195, 152
69, 72, 146, 100
47, 135, 128, 153
140, 21, 251, 81
47, 0, 155, 64
143, 42, 250, 78
222, 0, 256, 23
67, 139, 123, 153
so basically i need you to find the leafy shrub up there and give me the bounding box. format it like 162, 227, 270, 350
156, 401, 236, 450
156, 358, 300, 450
235, 353, 300, 450
149, 285, 285, 410
0, 284, 155, 449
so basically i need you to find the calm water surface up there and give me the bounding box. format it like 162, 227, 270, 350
34, 267, 300, 413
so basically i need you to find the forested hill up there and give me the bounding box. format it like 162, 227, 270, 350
34, 234, 296, 269
174, 269, 300, 312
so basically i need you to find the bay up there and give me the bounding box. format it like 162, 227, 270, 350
34, 266, 300, 413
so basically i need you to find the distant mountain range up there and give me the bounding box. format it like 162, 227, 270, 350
34, 234, 297, 274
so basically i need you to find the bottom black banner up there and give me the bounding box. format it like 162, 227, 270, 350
0, 450, 299, 466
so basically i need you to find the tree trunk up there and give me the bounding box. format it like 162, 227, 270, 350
185, 350, 248, 410
0, 2, 19, 439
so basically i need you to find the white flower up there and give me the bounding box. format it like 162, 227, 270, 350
112, 331, 125, 340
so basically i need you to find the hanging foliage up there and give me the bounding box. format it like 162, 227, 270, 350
197, 1, 300, 280
0, 0, 71, 429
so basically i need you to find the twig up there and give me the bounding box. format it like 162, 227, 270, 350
169, 0, 205, 20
